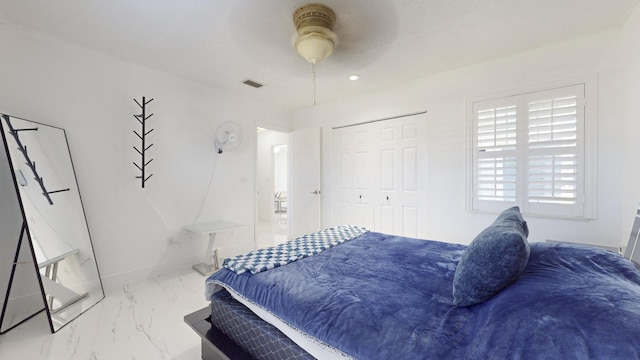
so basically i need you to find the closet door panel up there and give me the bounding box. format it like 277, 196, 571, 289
353, 150, 373, 229
333, 127, 373, 229
376, 116, 423, 236
380, 126, 395, 142
403, 206, 419, 238
397, 116, 422, 237
377, 121, 398, 234
334, 133, 353, 225
354, 151, 369, 191
379, 204, 395, 234
380, 149, 395, 191
402, 148, 418, 191
402, 123, 418, 139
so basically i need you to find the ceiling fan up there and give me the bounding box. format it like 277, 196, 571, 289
288, 2, 392, 102
292, 3, 339, 105
215, 121, 243, 154
292, 3, 338, 65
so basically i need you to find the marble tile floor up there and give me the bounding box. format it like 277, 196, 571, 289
256, 215, 288, 249
0, 268, 210, 360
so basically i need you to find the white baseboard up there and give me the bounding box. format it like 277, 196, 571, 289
100, 256, 201, 292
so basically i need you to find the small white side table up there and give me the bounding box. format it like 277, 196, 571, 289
184, 221, 243, 275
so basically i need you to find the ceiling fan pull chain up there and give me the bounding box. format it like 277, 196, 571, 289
312, 62, 317, 106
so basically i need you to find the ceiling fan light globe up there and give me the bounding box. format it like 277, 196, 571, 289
295, 32, 336, 64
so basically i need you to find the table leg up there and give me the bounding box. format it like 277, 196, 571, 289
192, 232, 219, 276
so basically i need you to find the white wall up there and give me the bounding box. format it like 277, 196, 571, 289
619, 4, 640, 241
293, 16, 640, 249
0, 24, 291, 288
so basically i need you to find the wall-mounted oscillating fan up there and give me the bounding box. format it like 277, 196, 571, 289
215, 121, 243, 154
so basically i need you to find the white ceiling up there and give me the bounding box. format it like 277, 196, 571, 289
0, 0, 637, 111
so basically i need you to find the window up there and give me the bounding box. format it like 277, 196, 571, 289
469, 81, 596, 219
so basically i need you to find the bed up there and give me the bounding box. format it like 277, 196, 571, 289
185, 206, 640, 359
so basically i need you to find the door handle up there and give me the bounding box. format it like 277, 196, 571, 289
310, 190, 321, 195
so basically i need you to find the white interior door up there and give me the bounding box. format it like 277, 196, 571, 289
289, 128, 322, 238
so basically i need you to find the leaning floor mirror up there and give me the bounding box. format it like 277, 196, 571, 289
0, 114, 104, 333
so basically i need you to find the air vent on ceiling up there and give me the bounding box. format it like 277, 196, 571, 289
242, 79, 264, 88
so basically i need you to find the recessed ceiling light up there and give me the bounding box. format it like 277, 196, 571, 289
349, 74, 360, 81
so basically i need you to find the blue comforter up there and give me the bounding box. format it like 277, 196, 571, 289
206, 232, 640, 359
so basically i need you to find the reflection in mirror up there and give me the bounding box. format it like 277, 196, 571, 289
0, 114, 104, 333
0, 147, 45, 334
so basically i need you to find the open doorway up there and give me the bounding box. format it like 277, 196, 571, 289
256, 127, 289, 248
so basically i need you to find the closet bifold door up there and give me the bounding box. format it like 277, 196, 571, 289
332, 112, 427, 238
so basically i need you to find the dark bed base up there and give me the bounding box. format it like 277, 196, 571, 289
184, 306, 256, 360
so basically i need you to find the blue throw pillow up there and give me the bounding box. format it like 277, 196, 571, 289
452, 206, 530, 306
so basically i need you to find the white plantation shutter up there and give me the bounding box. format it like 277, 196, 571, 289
526, 85, 584, 217
473, 98, 519, 212
471, 83, 591, 218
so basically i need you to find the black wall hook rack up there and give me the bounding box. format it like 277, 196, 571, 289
133, 97, 154, 188
2, 115, 69, 205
